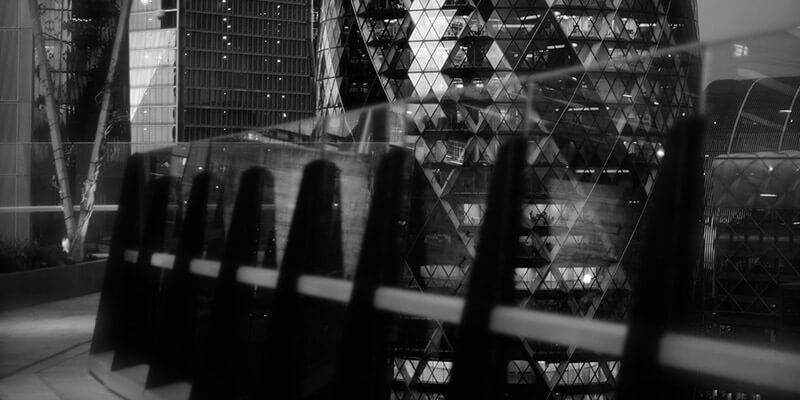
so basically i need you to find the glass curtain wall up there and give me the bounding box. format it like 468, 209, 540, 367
316, 0, 698, 398
179, 0, 315, 141
0, 0, 33, 240
702, 74, 800, 396
129, 0, 179, 152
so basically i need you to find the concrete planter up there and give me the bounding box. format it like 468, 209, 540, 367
0, 260, 106, 312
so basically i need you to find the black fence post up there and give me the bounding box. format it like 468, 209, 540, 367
449, 137, 527, 400
616, 117, 705, 400
205, 182, 226, 261
111, 176, 172, 371
257, 159, 343, 400
146, 172, 211, 388
190, 167, 267, 400
334, 148, 413, 399
91, 153, 145, 355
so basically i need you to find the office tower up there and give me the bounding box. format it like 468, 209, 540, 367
0, 0, 34, 239
129, 0, 316, 148
316, 0, 698, 398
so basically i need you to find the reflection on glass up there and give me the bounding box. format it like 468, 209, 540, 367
129, 0, 178, 151
3, 2, 800, 397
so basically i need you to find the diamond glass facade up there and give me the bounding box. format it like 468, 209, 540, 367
317, 0, 698, 398
703, 77, 800, 357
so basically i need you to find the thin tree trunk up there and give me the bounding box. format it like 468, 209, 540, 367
71, 0, 133, 261
27, 0, 77, 249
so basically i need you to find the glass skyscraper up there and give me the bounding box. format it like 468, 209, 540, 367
0, 0, 34, 240
129, 0, 178, 151
129, 0, 316, 148
316, 0, 698, 398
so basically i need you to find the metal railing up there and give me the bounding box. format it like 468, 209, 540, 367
114, 249, 800, 394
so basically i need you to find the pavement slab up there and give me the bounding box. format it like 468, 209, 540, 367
0, 293, 121, 399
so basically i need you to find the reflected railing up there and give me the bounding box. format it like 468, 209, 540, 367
45, 26, 800, 399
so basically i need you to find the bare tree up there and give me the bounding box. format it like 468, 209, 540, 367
27, 0, 77, 248
28, 0, 132, 260
71, 0, 133, 260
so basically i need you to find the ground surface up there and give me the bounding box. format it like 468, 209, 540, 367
0, 293, 121, 399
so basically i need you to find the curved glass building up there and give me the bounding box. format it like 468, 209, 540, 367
702, 77, 800, 397
316, 1, 698, 398
317, 0, 697, 133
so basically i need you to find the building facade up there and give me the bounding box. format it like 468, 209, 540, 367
0, 0, 128, 244
316, 0, 698, 398
129, 0, 316, 148
0, 0, 318, 245
702, 77, 800, 399
0, 0, 34, 240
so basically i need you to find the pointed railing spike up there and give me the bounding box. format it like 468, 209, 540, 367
111, 176, 172, 371
190, 167, 268, 400
257, 159, 344, 400
205, 181, 226, 261
334, 148, 413, 399
91, 153, 145, 354
616, 117, 705, 400
145, 172, 211, 388
449, 136, 529, 399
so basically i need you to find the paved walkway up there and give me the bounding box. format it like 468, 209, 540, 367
0, 293, 121, 399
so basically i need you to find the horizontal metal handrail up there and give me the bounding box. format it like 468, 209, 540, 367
126, 250, 800, 393
0, 204, 276, 213
0, 205, 119, 213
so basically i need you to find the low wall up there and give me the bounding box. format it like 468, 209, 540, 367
0, 260, 106, 312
